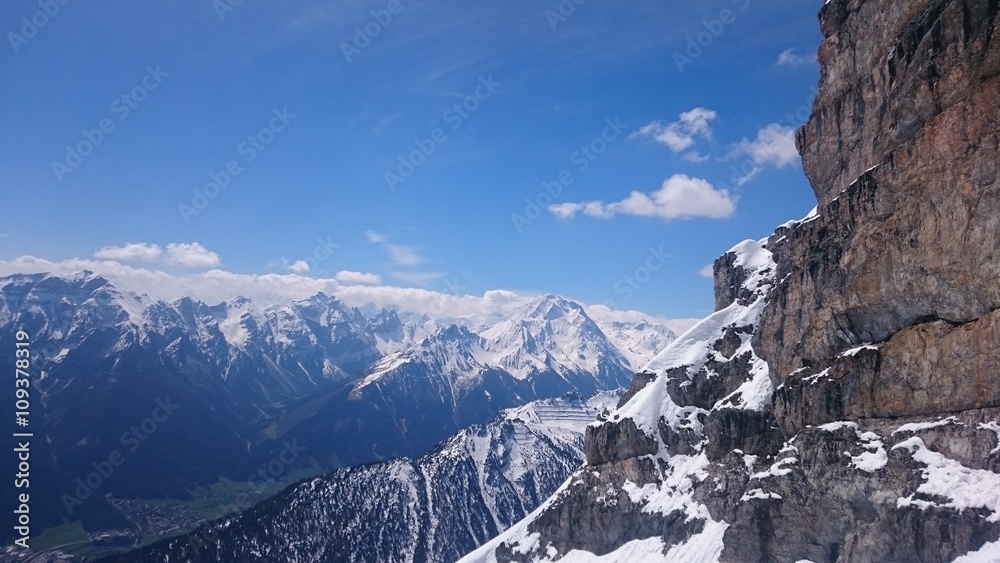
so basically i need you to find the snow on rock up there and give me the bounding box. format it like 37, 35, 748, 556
980, 422, 1000, 454
618, 239, 774, 438
840, 343, 880, 357
951, 539, 1000, 562
893, 437, 1000, 522
622, 453, 712, 520
818, 421, 887, 473
741, 488, 783, 501
892, 416, 964, 435
850, 434, 887, 473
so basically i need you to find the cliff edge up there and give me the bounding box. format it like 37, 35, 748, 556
462, 1, 1000, 561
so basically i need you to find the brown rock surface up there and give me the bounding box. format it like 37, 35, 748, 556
760, 0, 1000, 419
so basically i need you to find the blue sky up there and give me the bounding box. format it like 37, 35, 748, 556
0, 0, 822, 320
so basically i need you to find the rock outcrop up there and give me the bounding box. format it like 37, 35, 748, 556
461, 1, 1000, 561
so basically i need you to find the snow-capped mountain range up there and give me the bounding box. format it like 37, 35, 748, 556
0, 271, 674, 541
112, 392, 621, 563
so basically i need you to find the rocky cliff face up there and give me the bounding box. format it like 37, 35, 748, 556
461, 1, 1000, 561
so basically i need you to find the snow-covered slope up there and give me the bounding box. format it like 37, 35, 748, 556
589, 316, 677, 371
358, 295, 639, 392
459, 238, 776, 563
463, 228, 1000, 563
118, 392, 621, 563
339, 296, 638, 448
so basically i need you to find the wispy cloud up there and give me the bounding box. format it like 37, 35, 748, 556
386, 245, 422, 266
365, 230, 388, 244
372, 111, 404, 135
730, 124, 800, 184
698, 264, 714, 278
549, 174, 736, 221
776, 48, 816, 67
366, 230, 424, 266
631, 108, 717, 159
287, 260, 310, 274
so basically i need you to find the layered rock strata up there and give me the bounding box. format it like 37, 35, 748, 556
462, 1, 1000, 561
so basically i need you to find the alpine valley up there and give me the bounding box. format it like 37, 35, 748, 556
0, 272, 674, 559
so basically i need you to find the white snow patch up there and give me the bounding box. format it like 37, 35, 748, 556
553, 537, 678, 563
893, 437, 1000, 522
893, 417, 963, 435
714, 353, 772, 411
851, 439, 887, 473
979, 422, 1000, 454
803, 368, 831, 385
841, 343, 879, 357
818, 421, 859, 432
542, 519, 728, 563
951, 539, 1000, 562
663, 519, 728, 563
512, 533, 541, 555
751, 456, 798, 480
818, 422, 886, 472
622, 453, 711, 521
741, 488, 783, 501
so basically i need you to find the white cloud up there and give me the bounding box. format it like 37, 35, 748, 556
0, 255, 523, 319
776, 48, 816, 67
287, 260, 311, 274
730, 124, 800, 184
335, 270, 381, 285
365, 230, 388, 244
682, 151, 709, 163
631, 108, 717, 153
549, 174, 736, 221
386, 244, 422, 266
392, 271, 445, 286
698, 264, 714, 278
93, 243, 162, 262
365, 231, 423, 266
165, 242, 221, 268
0, 256, 696, 334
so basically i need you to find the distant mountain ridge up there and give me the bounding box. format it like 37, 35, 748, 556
0, 271, 673, 544
106, 392, 621, 563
